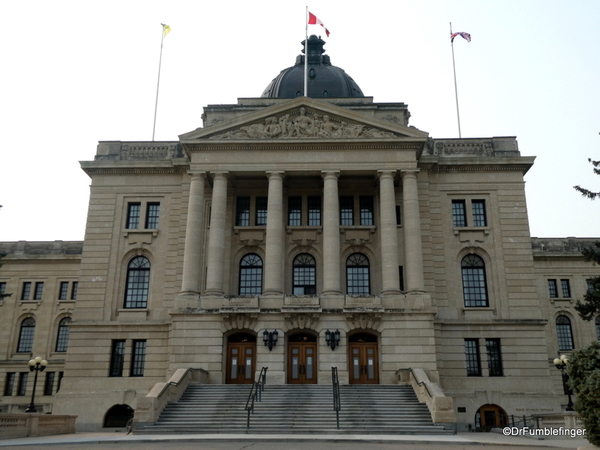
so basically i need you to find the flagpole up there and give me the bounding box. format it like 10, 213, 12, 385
304, 6, 308, 97
450, 22, 462, 138
152, 24, 167, 141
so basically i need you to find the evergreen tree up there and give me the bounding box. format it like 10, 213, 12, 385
574, 158, 600, 200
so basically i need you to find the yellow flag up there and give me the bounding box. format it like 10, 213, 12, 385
162, 24, 171, 38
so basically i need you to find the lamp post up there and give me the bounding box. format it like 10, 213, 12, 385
25, 356, 47, 413
263, 330, 278, 351
325, 329, 341, 350
553, 355, 574, 411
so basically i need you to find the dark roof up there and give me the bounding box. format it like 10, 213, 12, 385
261, 35, 364, 99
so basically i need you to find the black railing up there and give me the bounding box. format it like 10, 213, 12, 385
245, 367, 268, 429
332, 366, 341, 430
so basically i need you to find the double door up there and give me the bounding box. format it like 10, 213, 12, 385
349, 342, 379, 384
288, 342, 317, 384
226, 342, 256, 384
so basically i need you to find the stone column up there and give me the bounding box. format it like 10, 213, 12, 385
378, 170, 400, 294
181, 172, 206, 294
263, 172, 285, 295
204, 172, 228, 295
401, 170, 425, 292
322, 171, 342, 295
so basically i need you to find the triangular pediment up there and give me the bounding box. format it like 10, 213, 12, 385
179, 97, 428, 142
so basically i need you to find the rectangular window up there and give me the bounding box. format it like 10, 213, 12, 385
130, 340, 147, 377
145, 202, 160, 229
21, 282, 31, 300
4, 372, 15, 396
126, 202, 141, 229
236, 197, 250, 226
472, 200, 487, 227
340, 196, 354, 226
33, 282, 44, 300
17, 372, 28, 396
486, 339, 503, 376
288, 196, 302, 226
109, 340, 126, 377
59, 282, 69, 300
395, 204, 402, 226
359, 196, 374, 226
561, 279, 571, 298
399, 266, 405, 292
71, 282, 78, 300
307, 196, 321, 226
548, 279, 558, 298
464, 339, 481, 376
44, 372, 55, 396
452, 200, 467, 227
255, 197, 268, 226
0, 282, 7, 296
57, 372, 64, 393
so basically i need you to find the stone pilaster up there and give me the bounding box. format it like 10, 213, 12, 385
401, 170, 425, 293
378, 170, 401, 295
322, 171, 342, 296
263, 171, 285, 298
203, 172, 229, 302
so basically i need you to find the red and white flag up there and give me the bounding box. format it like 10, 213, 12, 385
308, 12, 330, 37
451, 31, 471, 43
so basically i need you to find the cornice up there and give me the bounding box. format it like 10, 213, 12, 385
184, 141, 425, 152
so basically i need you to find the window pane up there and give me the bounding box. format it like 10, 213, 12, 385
44, 372, 55, 396
472, 200, 487, 227
17, 373, 28, 396
124, 257, 150, 308
293, 253, 316, 295
462, 255, 488, 307
71, 282, 78, 300
346, 253, 370, 295
256, 197, 268, 226
59, 282, 69, 300
130, 340, 147, 377
109, 340, 126, 377
556, 316, 574, 351
308, 196, 321, 226
236, 197, 250, 226
4, 373, 15, 396
288, 196, 302, 226
340, 196, 354, 226
127, 203, 141, 229
548, 279, 558, 298
145, 202, 160, 229
21, 282, 31, 300
464, 339, 481, 376
33, 282, 44, 300
17, 318, 35, 352
452, 200, 467, 227
239, 254, 263, 295
560, 279, 571, 298
486, 339, 503, 376
55, 317, 71, 352
360, 196, 374, 226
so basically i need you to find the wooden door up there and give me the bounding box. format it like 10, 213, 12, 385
288, 343, 317, 384
478, 404, 508, 432
349, 343, 379, 384
226, 342, 256, 384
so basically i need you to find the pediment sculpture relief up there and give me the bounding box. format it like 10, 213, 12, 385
209, 107, 399, 140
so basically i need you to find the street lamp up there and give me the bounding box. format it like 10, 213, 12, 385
553, 355, 574, 411
25, 356, 48, 413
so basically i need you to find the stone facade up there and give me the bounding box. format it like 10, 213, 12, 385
0, 95, 598, 432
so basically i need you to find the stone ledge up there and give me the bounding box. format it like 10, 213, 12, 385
0, 414, 77, 438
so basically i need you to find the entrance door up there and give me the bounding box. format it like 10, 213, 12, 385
349, 333, 379, 384
287, 333, 317, 384
477, 404, 508, 432
226, 333, 256, 384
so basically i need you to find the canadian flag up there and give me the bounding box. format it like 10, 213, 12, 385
308, 12, 330, 37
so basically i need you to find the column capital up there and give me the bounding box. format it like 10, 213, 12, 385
187, 171, 206, 180
210, 171, 229, 180
321, 170, 340, 180
266, 171, 285, 180
377, 170, 397, 180
400, 169, 420, 179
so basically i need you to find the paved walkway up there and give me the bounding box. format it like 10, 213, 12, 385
0, 431, 592, 449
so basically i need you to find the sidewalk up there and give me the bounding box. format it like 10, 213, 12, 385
0, 431, 592, 449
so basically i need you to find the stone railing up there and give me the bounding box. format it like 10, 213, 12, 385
135, 368, 209, 426
534, 412, 584, 430
397, 368, 456, 426
0, 414, 76, 438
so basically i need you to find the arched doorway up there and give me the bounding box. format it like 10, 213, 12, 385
287, 332, 317, 384
226, 332, 257, 384
475, 404, 508, 432
104, 404, 134, 428
348, 332, 379, 384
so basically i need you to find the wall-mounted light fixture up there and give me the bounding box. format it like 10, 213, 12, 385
325, 329, 341, 351
263, 329, 278, 351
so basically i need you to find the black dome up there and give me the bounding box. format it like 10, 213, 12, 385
261, 35, 364, 99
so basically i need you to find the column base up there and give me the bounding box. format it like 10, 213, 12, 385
174, 292, 201, 311
259, 293, 284, 309
320, 292, 344, 309
200, 292, 224, 310
404, 291, 433, 309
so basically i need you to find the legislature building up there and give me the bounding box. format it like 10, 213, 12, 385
1, 35, 598, 432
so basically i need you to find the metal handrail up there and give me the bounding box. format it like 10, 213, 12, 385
245, 367, 268, 429
332, 366, 341, 430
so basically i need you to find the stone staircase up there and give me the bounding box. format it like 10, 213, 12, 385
139, 383, 453, 434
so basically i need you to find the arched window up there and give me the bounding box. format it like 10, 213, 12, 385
17, 318, 35, 353
293, 253, 316, 295
124, 256, 150, 308
346, 253, 370, 295
596, 316, 600, 340
55, 317, 71, 352
556, 315, 574, 351
239, 253, 263, 295
461, 254, 489, 307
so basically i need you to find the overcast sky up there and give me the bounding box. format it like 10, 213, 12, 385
1, 0, 599, 241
